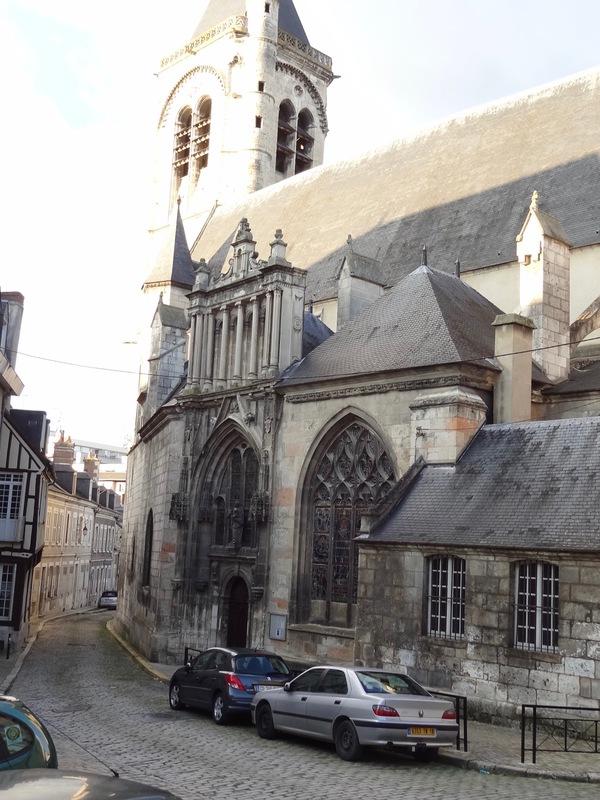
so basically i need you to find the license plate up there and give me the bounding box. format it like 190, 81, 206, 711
408, 727, 436, 737
253, 684, 280, 692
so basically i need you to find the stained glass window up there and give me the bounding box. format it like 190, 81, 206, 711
309, 423, 394, 622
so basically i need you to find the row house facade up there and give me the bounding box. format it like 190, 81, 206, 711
31, 435, 121, 620
0, 293, 52, 651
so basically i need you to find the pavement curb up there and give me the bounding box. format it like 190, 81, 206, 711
437, 751, 599, 783
106, 619, 171, 684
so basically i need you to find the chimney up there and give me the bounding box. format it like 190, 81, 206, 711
83, 453, 99, 480
410, 387, 487, 464
53, 431, 75, 466
492, 313, 534, 424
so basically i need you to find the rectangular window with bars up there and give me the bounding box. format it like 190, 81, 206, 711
427, 555, 466, 639
514, 561, 559, 652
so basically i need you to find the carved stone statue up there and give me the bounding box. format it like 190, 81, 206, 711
230, 501, 243, 549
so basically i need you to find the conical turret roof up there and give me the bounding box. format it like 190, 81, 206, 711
144, 203, 195, 289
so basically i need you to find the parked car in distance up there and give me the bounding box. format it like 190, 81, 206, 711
251, 666, 458, 761
169, 646, 293, 724
0, 695, 57, 771
98, 590, 118, 610
0, 768, 183, 799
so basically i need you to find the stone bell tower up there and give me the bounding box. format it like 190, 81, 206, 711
150, 0, 334, 233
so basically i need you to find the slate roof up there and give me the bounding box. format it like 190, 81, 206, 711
190, 67, 600, 304
544, 360, 600, 395
193, 0, 309, 43
367, 417, 600, 552
278, 264, 503, 385
145, 205, 195, 289
301, 311, 333, 358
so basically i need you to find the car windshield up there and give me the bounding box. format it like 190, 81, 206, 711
356, 671, 429, 696
234, 655, 290, 676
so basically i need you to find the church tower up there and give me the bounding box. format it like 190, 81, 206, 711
150, 0, 334, 234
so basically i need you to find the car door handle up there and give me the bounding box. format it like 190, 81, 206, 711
334, 700, 341, 705
301, 696, 308, 702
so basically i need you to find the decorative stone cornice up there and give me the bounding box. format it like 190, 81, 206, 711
160, 16, 248, 71
276, 62, 328, 134
283, 374, 493, 404
277, 30, 332, 71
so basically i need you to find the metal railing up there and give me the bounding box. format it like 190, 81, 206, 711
426, 688, 468, 751
183, 645, 202, 665
521, 704, 600, 763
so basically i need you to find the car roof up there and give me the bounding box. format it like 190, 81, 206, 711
0, 768, 183, 799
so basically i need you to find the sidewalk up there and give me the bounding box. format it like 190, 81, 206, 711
3, 615, 600, 784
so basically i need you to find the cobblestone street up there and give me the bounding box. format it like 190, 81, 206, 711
10, 612, 600, 800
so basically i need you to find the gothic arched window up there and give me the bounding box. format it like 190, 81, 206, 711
191, 96, 211, 189
295, 109, 314, 174
276, 100, 296, 176
213, 444, 259, 548
172, 107, 192, 203
308, 422, 394, 626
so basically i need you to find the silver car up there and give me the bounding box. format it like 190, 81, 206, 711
251, 666, 458, 761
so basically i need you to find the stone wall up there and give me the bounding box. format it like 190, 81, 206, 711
355, 544, 600, 722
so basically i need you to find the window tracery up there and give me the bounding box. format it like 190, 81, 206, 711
309, 423, 394, 623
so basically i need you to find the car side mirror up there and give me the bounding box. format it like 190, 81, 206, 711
283, 682, 292, 692
185, 662, 192, 672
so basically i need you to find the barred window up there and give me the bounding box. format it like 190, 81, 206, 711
0, 564, 15, 619
427, 556, 466, 639
514, 561, 559, 652
0, 473, 23, 520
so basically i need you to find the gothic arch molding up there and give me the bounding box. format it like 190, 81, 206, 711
275, 62, 328, 134
158, 66, 227, 129
292, 409, 397, 627
190, 419, 261, 507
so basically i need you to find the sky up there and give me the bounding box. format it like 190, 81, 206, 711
2, 0, 600, 448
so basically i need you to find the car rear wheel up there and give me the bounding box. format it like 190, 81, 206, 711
256, 702, 277, 739
212, 692, 229, 725
334, 720, 363, 761
169, 681, 185, 710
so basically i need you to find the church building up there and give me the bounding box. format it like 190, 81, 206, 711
114, 0, 600, 720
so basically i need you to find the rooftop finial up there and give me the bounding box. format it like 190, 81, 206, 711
421, 245, 428, 267
530, 190, 539, 211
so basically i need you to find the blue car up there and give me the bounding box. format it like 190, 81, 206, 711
169, 646, 292, 724
0, 695, 57, 770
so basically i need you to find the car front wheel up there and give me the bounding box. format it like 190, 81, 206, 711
334, 720, 363, 761
169, 681, 185, 710
256, 702, 277, 739
212, 693, 229, 725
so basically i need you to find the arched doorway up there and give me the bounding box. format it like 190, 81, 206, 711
226, 577, 249, 647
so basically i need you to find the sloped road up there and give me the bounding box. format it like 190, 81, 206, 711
12, 613, 600, 800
